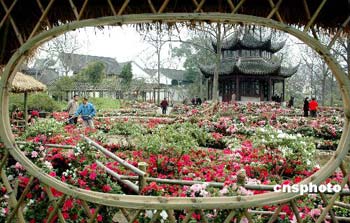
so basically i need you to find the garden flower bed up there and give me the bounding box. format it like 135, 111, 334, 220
1, 102, 349, 222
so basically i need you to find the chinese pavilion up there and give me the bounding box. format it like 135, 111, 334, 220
200, 31, 298, 102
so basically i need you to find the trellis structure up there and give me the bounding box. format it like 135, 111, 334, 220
1, 0, 350, 222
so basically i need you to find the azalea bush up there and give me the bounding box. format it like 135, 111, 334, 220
21, 118, 65, 138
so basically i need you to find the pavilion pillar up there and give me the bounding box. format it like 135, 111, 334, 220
272, 81, 275, 96
268, 77, 272, 101
236, 76, 240, 101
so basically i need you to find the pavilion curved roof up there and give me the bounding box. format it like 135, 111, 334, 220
213, 32, 286, 53
199, 57, 298, 78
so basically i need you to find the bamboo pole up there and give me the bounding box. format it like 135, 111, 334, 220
182, 210, 194, 223
267, 0, 284, 22
28, 0, 55, 39
224, 210, 236, 223
83, 136, 145, 176
121, 208, 131, 221
138, 162, 148, 193
150, 210, 161, 223
158, 0, 170, 13
46, 194, 67, 223
290, 200, 302, 223
0, 0, 18, 29
199, 209, 209, 223
304, 0, 329, 32
226, 0, 235, 11
0, 0, 23, 44
16, 141, 76, 149
328, 15, 350, 49
147, 0, 157, 13
0, 170, 25, 223
107, 0, 117, 16
44, 185, 67, 223
319, 193, 338, 223
35, 0, 52, 28
78, 0, 89, 20
87, 205, 101, 223
232, 0, 247, 14
118, 0, 130, 16
96, 160, 139, 194
166, 210, 176, 223
81, 200, 93, 218
68, 0, 79, 20
128, 210, 142, 223
335, 201, 350, 209
7, 176, 34, 223
316, 169, 350, 223
195, 0, 206, 12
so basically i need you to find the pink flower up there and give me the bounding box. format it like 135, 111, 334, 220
309, 208, 321, 218
89, 171, 97, 180
31, 151, 38, 158
15, 162, 24, 170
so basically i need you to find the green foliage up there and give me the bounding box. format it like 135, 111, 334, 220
48, 76, 75, 99
21, 118, 65, 138
137, 122, 209, 155
78, 61, 105, 84
9, 93, 61, 112
120, 62, 133, 88
88, 98, 121, 111
109, 121, 146, 135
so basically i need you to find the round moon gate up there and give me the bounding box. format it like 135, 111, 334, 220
0, 1, 350, 223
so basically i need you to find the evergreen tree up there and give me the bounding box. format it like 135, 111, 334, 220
120, 62, 133, 88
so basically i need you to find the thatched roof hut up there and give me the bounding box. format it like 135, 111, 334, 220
0, 0, 349, 65
10, 72, 47, 93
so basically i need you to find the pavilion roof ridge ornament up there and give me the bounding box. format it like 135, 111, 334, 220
212, 29, 286, 53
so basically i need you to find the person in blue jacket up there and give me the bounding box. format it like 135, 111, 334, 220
74, 97, 96, 128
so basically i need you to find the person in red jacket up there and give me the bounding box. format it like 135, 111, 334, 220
160, 98, 169, 115
309, 97, 318, 117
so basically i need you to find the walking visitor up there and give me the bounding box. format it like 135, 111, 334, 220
309, 97, 318, 118
74, 97, 96, 128
303, 97, 309, 117
66, 95, 79, 124
160, 98, 169, 115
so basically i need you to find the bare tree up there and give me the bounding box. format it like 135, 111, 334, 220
37, 32, 82, 76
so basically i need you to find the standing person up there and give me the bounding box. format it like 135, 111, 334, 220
66, 95, 79, 124
160, 98, 169, 115
196, 96, 202, 105
303, 97, 309, 117
191, 97, 196, 105
288, 96, 294, 108
309, 97, 318, 118
74, 97, 96, 128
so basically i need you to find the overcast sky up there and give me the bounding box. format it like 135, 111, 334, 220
35, 25, 304, 70
71, 26, 185, 69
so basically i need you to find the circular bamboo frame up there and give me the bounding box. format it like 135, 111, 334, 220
1, 13, 350, 209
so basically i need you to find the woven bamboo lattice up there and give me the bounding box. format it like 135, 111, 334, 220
0, 0, 350, 222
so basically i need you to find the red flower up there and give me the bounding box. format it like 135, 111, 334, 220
102, 184, 112, 193
62, 212, 69, 219
89, 171, 97, 180
62, 198, 74, 211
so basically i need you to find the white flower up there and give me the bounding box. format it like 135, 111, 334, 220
44, 161, 53, 170
160, 210, 168, 220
